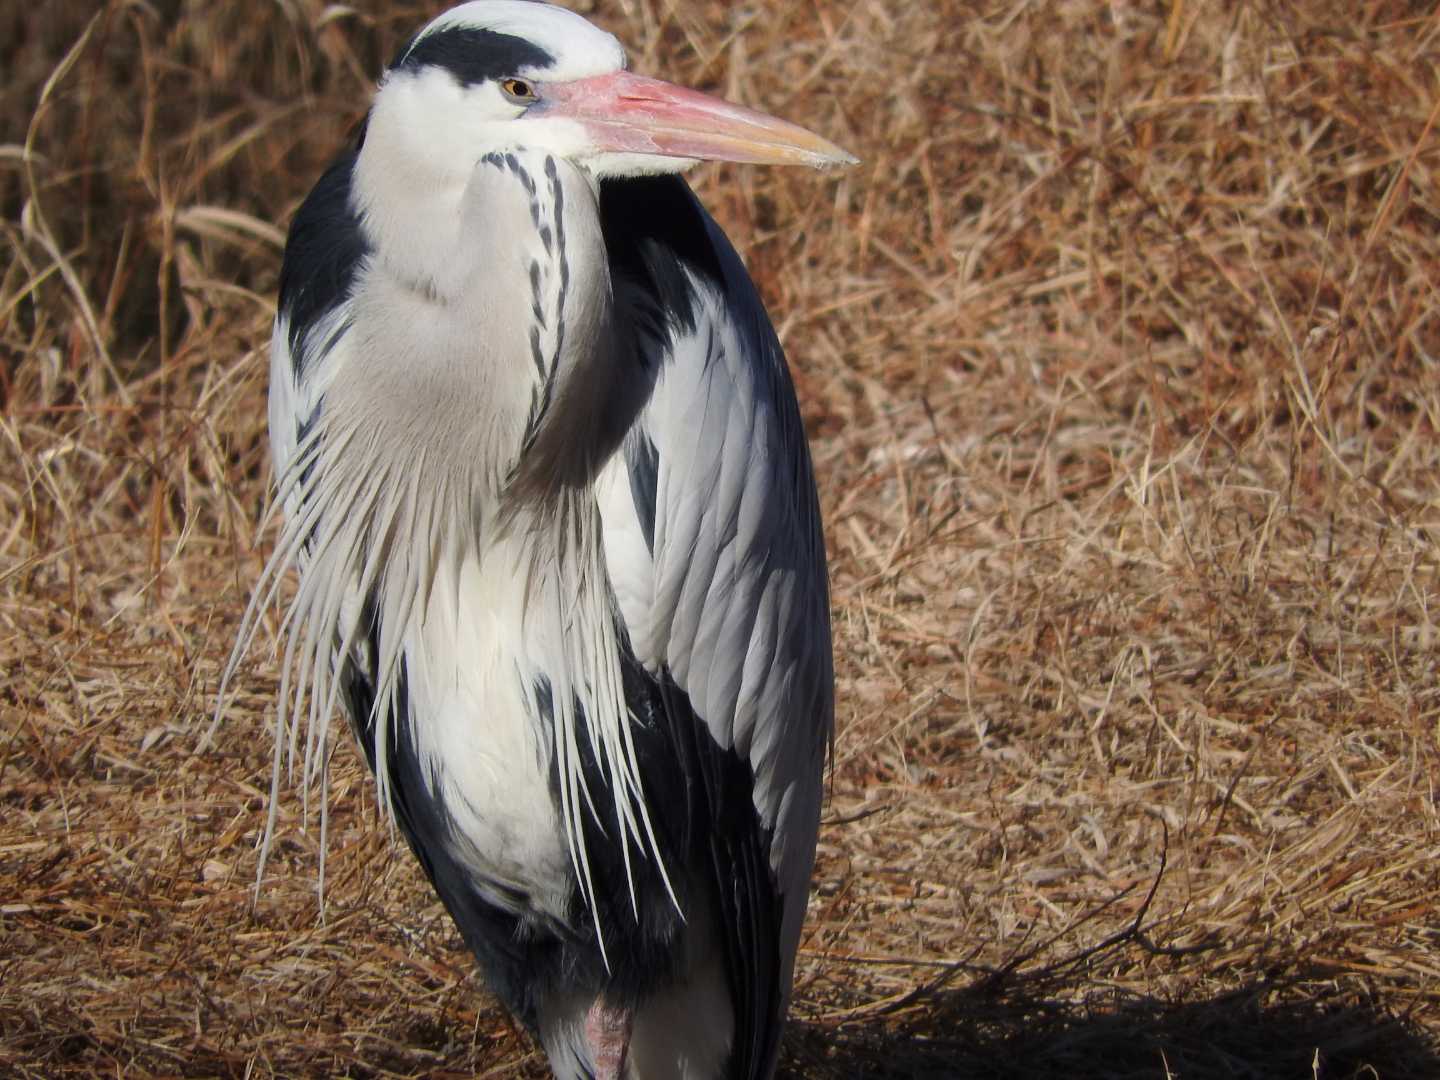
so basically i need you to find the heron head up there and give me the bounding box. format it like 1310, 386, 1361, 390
371, 0, 856, 181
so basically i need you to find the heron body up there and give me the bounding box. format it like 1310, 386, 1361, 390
244, 3, 848, 1076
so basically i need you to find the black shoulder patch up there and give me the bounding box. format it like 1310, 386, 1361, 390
391, 27, 554, 86
278, 122, 371, 379
599, 173, 728, 340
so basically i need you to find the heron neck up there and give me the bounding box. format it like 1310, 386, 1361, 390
341, 149, 627, 506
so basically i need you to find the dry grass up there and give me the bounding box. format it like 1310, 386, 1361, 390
3, 0, 1438, 1076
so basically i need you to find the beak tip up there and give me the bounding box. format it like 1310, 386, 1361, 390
814, 145, 860, 170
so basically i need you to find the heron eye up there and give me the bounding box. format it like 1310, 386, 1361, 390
501, 78, 537, 103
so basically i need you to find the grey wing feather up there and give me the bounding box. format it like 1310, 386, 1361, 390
595, 179, 833, 1074
600, 228, 832, 857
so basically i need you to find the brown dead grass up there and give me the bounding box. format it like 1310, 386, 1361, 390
3, 1, 1438, 1077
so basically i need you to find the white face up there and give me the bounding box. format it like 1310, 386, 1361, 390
367, 0, 855, 184
374, 2, 640, 178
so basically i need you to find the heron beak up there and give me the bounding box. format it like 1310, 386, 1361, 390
538, 71, 858, 169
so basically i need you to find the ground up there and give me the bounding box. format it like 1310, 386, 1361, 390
2, 1, 1437, 1077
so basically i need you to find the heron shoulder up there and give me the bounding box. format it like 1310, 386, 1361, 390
277, 133, 370, 381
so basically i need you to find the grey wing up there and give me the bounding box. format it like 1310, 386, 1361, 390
595, 176, 833, 1076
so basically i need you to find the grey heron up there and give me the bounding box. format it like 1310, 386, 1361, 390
226, 2, 850, 1076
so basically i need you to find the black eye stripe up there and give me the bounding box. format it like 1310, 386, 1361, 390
392, 27, 553, 87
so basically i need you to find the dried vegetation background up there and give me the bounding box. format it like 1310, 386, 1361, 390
3, 0, 1439, 1076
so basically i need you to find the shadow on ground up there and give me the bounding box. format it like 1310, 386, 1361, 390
784, 971, 1436, 1079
